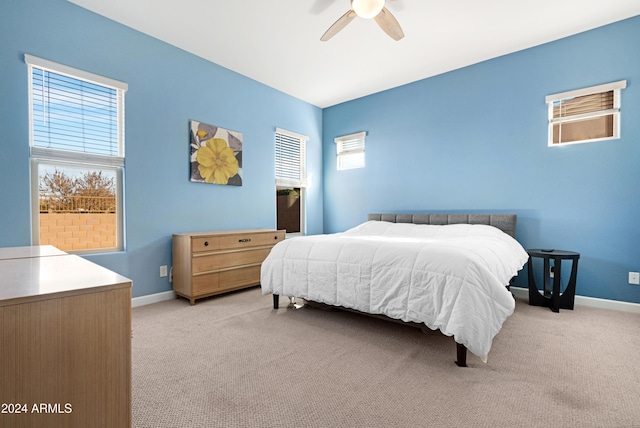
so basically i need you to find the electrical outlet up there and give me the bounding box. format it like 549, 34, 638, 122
629, 272, 640, 285
160, 265, 168, 277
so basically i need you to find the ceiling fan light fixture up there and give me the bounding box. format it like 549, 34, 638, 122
351, 0, 385, 19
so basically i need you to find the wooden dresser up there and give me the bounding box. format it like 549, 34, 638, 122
172, 229, 285, 305
0, 246, 132, 428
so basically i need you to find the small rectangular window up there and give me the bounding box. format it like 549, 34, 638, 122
546, 80, 626, 146
335, 131, 366, 170
26, 54, 127, 253
275, 128, 307, 235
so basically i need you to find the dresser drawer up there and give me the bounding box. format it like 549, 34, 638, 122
192, 266, 261, 296
218, 265, 262, 289
192, 236, 220, 252
192, 272, 220, 295
219, 231, 284, 249
192, 247, 272, 274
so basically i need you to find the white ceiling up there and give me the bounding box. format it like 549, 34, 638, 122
68, 0, 640, 108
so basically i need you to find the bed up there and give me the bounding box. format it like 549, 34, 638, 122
260, 213, 529, 366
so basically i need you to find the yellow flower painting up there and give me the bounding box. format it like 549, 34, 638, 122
190, 120, 242, 186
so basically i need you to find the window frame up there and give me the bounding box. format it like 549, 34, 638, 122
546, 80, 626, 147
275, 128, 307, 236
26, 54, 127, 253
335, 131, 366, 170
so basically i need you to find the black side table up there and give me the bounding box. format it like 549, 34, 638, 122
527, 249, 580, 312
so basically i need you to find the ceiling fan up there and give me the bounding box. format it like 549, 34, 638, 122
320, 0, 404, 41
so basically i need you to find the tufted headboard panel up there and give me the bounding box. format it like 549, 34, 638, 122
367, 213, 517, 238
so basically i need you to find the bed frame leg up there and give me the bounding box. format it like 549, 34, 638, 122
455, 343, 468, 367
273, 294, 279, 309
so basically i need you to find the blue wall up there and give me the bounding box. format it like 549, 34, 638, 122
323, 16, 640, 303
0, 0, 323, 297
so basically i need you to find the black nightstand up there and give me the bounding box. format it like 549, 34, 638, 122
527, 249, 580, 312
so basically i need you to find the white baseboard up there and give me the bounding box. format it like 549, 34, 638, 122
510, 286, 640, 314
132, 290, 176, 308
131, 287, 640, 313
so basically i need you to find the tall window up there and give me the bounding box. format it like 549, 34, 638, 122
275, 128, 307, 235
335, 131, 366, 170
546, 80, 626, 146
27, 54, 127, 253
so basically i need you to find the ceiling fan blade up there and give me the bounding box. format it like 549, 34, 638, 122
374, 7, 404, 41
321, 10, 357, 41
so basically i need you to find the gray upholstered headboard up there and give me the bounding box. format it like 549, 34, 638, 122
367, 213, 517, 238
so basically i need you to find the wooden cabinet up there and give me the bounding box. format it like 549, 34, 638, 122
0, 247, 132, 428
172, 229, 285, 305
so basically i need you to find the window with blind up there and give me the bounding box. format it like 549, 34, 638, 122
546, 80, 626, 146
275, 128, 307, 235
335, 131, 366, 170
26, 54, 127, 253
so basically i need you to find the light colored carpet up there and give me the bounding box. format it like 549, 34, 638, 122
132, 287, 640, 428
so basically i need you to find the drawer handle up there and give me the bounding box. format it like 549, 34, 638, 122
239, 238, 251, 243
274, 235, 279, 240
204, 241, 209, 247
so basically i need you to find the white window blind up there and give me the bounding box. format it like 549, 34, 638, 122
546, 80, 626, 146
335, 131, 365, 170
26, 54, 127, 166
275, 128, 307, 187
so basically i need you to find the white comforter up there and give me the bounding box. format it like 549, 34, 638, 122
260, 221, 529, 361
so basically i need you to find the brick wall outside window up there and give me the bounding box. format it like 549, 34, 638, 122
40, 213, 116, 251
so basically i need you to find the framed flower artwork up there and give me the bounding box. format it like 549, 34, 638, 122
190, 120, 242, 186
